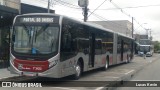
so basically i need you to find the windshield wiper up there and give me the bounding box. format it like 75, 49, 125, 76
22, 24, 32, 43
35, 24, 49, 41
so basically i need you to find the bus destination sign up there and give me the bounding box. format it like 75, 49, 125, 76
20, 17, 56, 23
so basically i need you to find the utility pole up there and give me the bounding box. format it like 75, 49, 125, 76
149, 30, 152, 40
48, 0, 50, 13
131, 17, 134, 58
83, 6, 88, 22
78, 0, 89, 22
19, 0, 21, 14
132, 17, 134, 38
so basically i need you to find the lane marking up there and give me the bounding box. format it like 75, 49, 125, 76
0, 77, 16, 80
95, 87, 105, 90
125, 70, 135, 75
132, 80, 160, 81
107, 72, 125, 74
104, 76, 119, 78
95, 84, 109, 90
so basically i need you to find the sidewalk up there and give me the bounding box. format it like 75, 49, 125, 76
0, 68, 18, 79
0, 60, 18, 79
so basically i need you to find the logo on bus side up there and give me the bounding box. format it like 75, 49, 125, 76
18, 64, 23, 70
18, 64, 31, 70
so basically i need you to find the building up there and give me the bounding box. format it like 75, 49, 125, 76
134, 34, 149, 42
89, 20, 132, 37
0, 0, 20, 63
139, 35, 148, 39
0, 0, 20, 10
21, 3, 55, 14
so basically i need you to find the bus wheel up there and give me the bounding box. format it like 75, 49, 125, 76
125, 56, 128, 64
73, 61, 81, 80
102, 57, 109, 70
126, 55, 131, 63
128, 56, 131, 63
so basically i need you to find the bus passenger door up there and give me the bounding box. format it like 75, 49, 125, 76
89, 33, 95, 68
121, 40, 124, 61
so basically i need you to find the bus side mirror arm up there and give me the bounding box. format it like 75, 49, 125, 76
12, 35, 15, 42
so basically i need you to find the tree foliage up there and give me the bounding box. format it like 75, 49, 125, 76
154, 41, 160, 51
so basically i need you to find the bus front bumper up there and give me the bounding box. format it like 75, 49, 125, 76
9, 60, 61, 78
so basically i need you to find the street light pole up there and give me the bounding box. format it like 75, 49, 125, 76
48, 0, 50, 13
149, 30, 152, 40
78, 0, 89, 22
145, 28, 151, 39
83, 6, 88, 22
19, 0, 21, 14
132, 17, 134, 38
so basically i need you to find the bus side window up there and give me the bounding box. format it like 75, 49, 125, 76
60, 19, 78, 61
61, 26, 72, 52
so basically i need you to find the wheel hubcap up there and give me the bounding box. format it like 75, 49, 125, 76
76, 65, 81, 76
126, 59, 128, 63
105, 61, 108, 68
128, 57, 130, 62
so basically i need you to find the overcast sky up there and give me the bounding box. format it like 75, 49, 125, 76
21, 0, 160, 41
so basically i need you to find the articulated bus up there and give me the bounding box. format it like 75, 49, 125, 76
9, 13, 134, 79
138, 39, 154, 57
138, 45, 154, 57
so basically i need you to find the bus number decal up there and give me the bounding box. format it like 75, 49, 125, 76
33, 67, 42, 71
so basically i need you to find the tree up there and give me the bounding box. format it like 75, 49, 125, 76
153, 41, 160, 52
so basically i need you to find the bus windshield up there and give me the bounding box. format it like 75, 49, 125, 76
139, 46, 150, 52
13, 24, 59, 55
139, 40, 151, 45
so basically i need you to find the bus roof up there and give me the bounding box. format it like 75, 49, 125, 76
139, 45, 152, 46
13, 13, 134, 40
14, 13, 114, 33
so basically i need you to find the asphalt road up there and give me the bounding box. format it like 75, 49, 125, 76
116, 54, 160, 90
0, 54, 159, 90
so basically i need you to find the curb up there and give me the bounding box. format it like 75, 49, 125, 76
99, 56, 159, 90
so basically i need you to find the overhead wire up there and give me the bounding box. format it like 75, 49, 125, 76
54, 0, 81, 9
88, 11, 128, 29
89, 4, 160, 10
53, 0, 128, 30
109, 0, 147, 32
34, 0, 133, 31
87, 0, 108, 18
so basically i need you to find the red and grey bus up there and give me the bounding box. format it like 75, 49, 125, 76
9, 13, 134, 79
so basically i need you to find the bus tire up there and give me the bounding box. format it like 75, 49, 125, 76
125, 55, 129, 64
102, 56, 109, 71
73, 61, 82, 80
128, 56, 131, 63
126, 55, 131, 63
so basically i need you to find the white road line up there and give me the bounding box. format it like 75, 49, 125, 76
50, 87, 79, 90
104, 76, 119, 78
95, 87, 105, 90
107, 72, 125, 74
0, 77, 12, 80
125, 70, 135, 75
95, 84, 109, 90
132, 80, 160, 81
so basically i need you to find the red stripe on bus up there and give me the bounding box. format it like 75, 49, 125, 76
14, 59, 49, 72
109, 56, 113, 64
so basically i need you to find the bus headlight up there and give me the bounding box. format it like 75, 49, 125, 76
147, 52, 151, 54
49, 60, 58, 68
